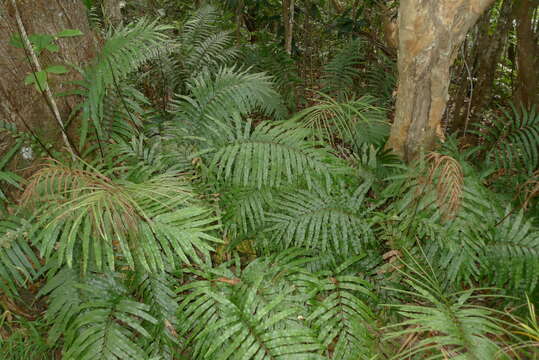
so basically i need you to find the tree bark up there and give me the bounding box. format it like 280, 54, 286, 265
514, 0, 539, 108
0, 0, 95, 148
283, 0, 295, 55
387, 0, 496, 161
102, 0, 123, 27
450, 0, 514, 134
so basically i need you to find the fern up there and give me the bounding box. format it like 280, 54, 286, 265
307, 256, 379, 360
63, 274, 157, 360
291, 93, 389, 149
169, 5, 238, 89
266, 181, 374, 255
78, 19, 173, 149
172, 66, 285, 128
476, 104, 539, 173
321, 39, 362, 97
24, 163, 221, 273
201, 118, 343, 189
0, 138, 25, 203
484, 209, 539, 292
39, 266, 83, 344
0, 215, 39, 296
131, 272, 179, 359
240, 44, 301, 109
177, 249, 380, 359
385, 256, 507, 360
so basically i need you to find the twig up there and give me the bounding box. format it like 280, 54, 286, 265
10, 0, 76, 158
461, 47, 474, 135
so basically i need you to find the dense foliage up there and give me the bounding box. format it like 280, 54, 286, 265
0, 1, 538, 359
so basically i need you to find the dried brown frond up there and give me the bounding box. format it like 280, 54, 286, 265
425, 152, 464, 220
21, 161, 113, 206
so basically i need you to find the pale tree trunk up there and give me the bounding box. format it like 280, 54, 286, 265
283, 0, 295, 55
514, 0, 539, 108
0, 0, 95, 152
387, 0, 496, 161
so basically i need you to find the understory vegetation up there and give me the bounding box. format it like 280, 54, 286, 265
0, 1, 538, 359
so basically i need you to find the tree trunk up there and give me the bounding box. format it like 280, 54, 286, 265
283, 0, 295, 55
102, 0, 123, 27
0, 0, 95, 150
450, 0, 514, 134
514, 0, 539, 108
235, 0, 244, 44
387, 0, 496, 161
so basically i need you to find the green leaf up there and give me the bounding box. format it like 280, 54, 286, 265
24, 71, 48, 92
56, 29, 84, 38
46, 65, 69, 75
9, 34, 23, 49
28, 34, 56, 54
45, 43, 60, 53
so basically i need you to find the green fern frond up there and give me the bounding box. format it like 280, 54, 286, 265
475, 104, 539, 172
172, 66, 285, 126
385, 256, 506, 360
131, 272, 179, 359
0, 139, 25, 203
63, 275, 157, 360
219, 185, 277, 240
240, 44, 300, 109
169, 5, 238, 88
321, 39, 362, 97
25, 163, 221, 273
291, 93, 388, 148
39, 266, 82, 344
177, 251, 326, 359
267, 181, 374, 255
485, 209, 539, 292
202, 118, 343, 189
0, 215, 39, 296
79, 19, 173, 148
181, 5, 222, 46
307, 257, 378, 360
183, 32, 238, 75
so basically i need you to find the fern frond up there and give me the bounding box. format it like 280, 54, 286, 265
475, 104, 539, 172
321, 39, 363, 97
172, 66, 285, 127
167, 5, 238, 88
79, 19, 173, 147
39, 266, 82, 344
63, 275, 157, 360
240, 44, 300, 109
183, 31, 238, 75
202, 118, 344, 189
177, 251, 325, 359
291, 93, 388, 148
131, 272, 179, 359
485, 209, 539, 292
385, 256, 506, 360
0, 215, 39, 296
24, 163, 221, 273
267, 182, 374, 255
307, 257, 378, 360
